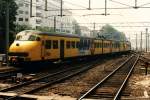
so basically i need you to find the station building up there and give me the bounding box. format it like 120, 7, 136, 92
15, 0, 76, 34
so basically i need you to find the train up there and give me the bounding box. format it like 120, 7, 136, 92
8, 30, 131, 65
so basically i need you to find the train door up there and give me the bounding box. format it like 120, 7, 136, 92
41, 40, 45, 60
110, 41, 112, 53
102, 40, 103, 54
90, 39, 95, 55
60, 40, 64, 59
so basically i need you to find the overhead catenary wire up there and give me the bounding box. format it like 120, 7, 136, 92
63, 0, 88, 9
109, 0, 133, 7
15, 0, 150, 12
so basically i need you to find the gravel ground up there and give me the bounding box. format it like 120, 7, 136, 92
0, 66, 16, 72
34, 55, 128, 99
122, 53, 150, 100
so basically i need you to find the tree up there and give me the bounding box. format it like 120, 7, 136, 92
36, 26, 54, 32
0, 0, 18, 53
15, 24, 33, 33
72, 21, 81, 35
0, 0, 18, 33
99, 24, 127, 41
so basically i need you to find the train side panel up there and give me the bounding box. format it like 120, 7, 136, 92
64, 37, 80, 58
103, 40, 111, 54
94, 39, 103, 54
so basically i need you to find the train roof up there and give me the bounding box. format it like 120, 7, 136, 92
38, 32, 80, 38
19, 30, 93, 39
17, 30, 130, 43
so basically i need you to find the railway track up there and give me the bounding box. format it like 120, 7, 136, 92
0, 57, 103, 100
140, 56, 150, 64
0, 60, 87, 85
78, 54, 139, 100
0, 69, 22, 79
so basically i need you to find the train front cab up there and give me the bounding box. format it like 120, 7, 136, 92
9, 31, 42, 65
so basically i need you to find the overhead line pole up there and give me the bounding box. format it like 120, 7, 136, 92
54, 16, 56, 32
135, 0, 138, 8
45, 0, 48, 11
60, 0, 63, 17
146, 28, 148, 52
140, 32, 142, 52
148, 34, 149, 51
105, 0, 107, 16
93, 22, 95, 31
30, 0, 33, 17
88, 0, 91, 10
136, 33, 137, 51
6, 0, 9, 66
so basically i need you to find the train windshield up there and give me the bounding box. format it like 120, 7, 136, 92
15, 35, 40, 41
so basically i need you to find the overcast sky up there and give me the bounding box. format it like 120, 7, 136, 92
63, 0, 150, 49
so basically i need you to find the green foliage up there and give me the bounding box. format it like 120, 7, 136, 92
0, 0, 18, 32
0, 0, 18, 52
72, 21, 81, 35
0, 0, 18, 44
100, 24, 119, 34
99, 24, 127, 41
36, 26, 54, 32
15, 24, 33, 33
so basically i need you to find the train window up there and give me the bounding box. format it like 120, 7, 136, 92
28, 35, 36, 41
103, 43, 105, 48
53, 40, 58, 49
97, 43, 99, 48
88, 40, 90, 48
101, 43, 102, 48
45, 40, 51, 49
95, 43, 97, 48
16, 35, 22, 40
71, 41, 75, 48
94, 43, 96, 48
99, 43, 101, 48
36, 37, 41, 41
66, 41, 70, 49
85, 40, 88, 48
76, 42, 79, 48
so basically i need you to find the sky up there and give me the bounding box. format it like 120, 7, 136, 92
62, 0, 150, 49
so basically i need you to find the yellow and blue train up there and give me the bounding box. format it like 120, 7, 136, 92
8, 30, 131, 65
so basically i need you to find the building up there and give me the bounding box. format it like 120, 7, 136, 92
15, 0, 76, 33
80, 26, 91, 37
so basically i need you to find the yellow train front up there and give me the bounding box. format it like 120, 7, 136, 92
9, 30, 131, 66
9, 30, 42, 65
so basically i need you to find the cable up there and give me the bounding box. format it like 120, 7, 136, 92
109, 0, 133, 7
139, 2, 150, 7
63, 0, 87, 8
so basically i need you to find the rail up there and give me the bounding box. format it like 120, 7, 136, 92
0, 57, 102, 100
78, 54, 139, 100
